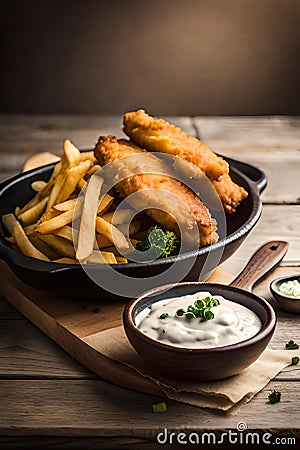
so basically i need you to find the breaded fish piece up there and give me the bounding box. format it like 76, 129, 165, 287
94, 136, 218, 247
123, 109, 228, 180
123, 109, 247, 213
212, 174, 248, 214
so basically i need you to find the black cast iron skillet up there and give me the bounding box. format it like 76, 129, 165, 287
0, 155, 267, 299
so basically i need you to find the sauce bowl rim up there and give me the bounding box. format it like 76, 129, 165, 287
123, 281, 277, 354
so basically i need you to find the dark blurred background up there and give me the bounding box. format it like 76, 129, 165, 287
1, 0, 300, 116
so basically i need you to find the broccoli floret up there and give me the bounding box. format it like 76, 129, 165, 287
135, 226, 179, 258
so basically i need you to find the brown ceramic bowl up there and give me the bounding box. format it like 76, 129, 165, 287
123, 281, 276, 381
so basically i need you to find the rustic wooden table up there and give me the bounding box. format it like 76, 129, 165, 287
0, 115, 299, 448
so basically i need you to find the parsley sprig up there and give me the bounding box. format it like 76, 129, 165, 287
268, 390, 281, 404
285, 340, 299, 350
175, 297, 220, 321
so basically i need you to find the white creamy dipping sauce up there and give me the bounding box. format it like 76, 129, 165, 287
279, 279, 300, 298
135, 291, 262, 349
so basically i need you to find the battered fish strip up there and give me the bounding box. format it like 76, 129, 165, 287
123, 109, 248, 213
94, 136, 218, 247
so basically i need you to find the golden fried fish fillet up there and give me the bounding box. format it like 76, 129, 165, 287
123, 109, 248, 213
94, 136, 218, 247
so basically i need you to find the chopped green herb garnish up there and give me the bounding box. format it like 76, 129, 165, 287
285, 340, 299, 350
268, 390, 281, 404
175, 297, 219, 321
292, 356, 299, 365
185, 312, 194, 320
160, 313, 169, 319
152, 402, 167, 413
135, 226, 179, 258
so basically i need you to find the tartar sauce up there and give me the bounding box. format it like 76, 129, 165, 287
279, 279, 300, 298
136, 292, 262, 349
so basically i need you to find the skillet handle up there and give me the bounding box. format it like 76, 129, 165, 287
229, 241, 289, 292
223, 156, 268, 194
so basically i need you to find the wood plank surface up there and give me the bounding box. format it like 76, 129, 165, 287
0, 379, 299, 435
194, 116, 300, 205
221, 205, 300, 275
0, 115, 194, 183
1, 266, 299, 382
0, 115, 299, 446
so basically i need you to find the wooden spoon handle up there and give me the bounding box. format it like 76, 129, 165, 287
229, 241, 289, 291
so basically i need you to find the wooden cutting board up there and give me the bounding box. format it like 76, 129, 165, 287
0, 259, 232, 396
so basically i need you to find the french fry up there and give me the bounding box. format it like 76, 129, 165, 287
55, 160, 91, 204
12, 221, 50, 261
95, 217, 129, 250
37, 208, 80, 234
18, 196, 49, 226
97, 194, 114, 215
18, 194, 40, 216
38, 160, 63, 199
61, 139, 80, 169
46, 171, 65, 210
85, 164, 101, 178
2, 213, 18, 234
54, 257, 78, 264
79, 150, 96, 163
53, 225, 79, 243
76, 175, 104, 262
24, 223, 38, 236
87, 250, 117, 265
116, 256, 128, 264
95, 233, 113, 249
37, 234, 76, 259
101, 209, 134, 225
101, 245, 121, 256
29, 235, 60, 260
18, 161, 62, 216
77, 178, 87, 190
54, 197, 82, 212
31, 180, 47, 192
118, 220, 141, 236
39, 207, 62, 223
2, 139, 151, 267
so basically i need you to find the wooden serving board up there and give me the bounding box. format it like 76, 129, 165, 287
1, 260, 299, 397
0, 259, 232, 396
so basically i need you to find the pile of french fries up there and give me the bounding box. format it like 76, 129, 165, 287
2, 140, 144, 265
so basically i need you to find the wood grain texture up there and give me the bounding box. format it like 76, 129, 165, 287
0, 115, 299, 444
221, 205, 300, 276
0, 379, 299, 434
194, 116, 300, 204
0, 320, 94, 379
1, 267, 299, 382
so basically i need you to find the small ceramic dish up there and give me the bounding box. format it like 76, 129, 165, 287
270, 274, 300, 313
